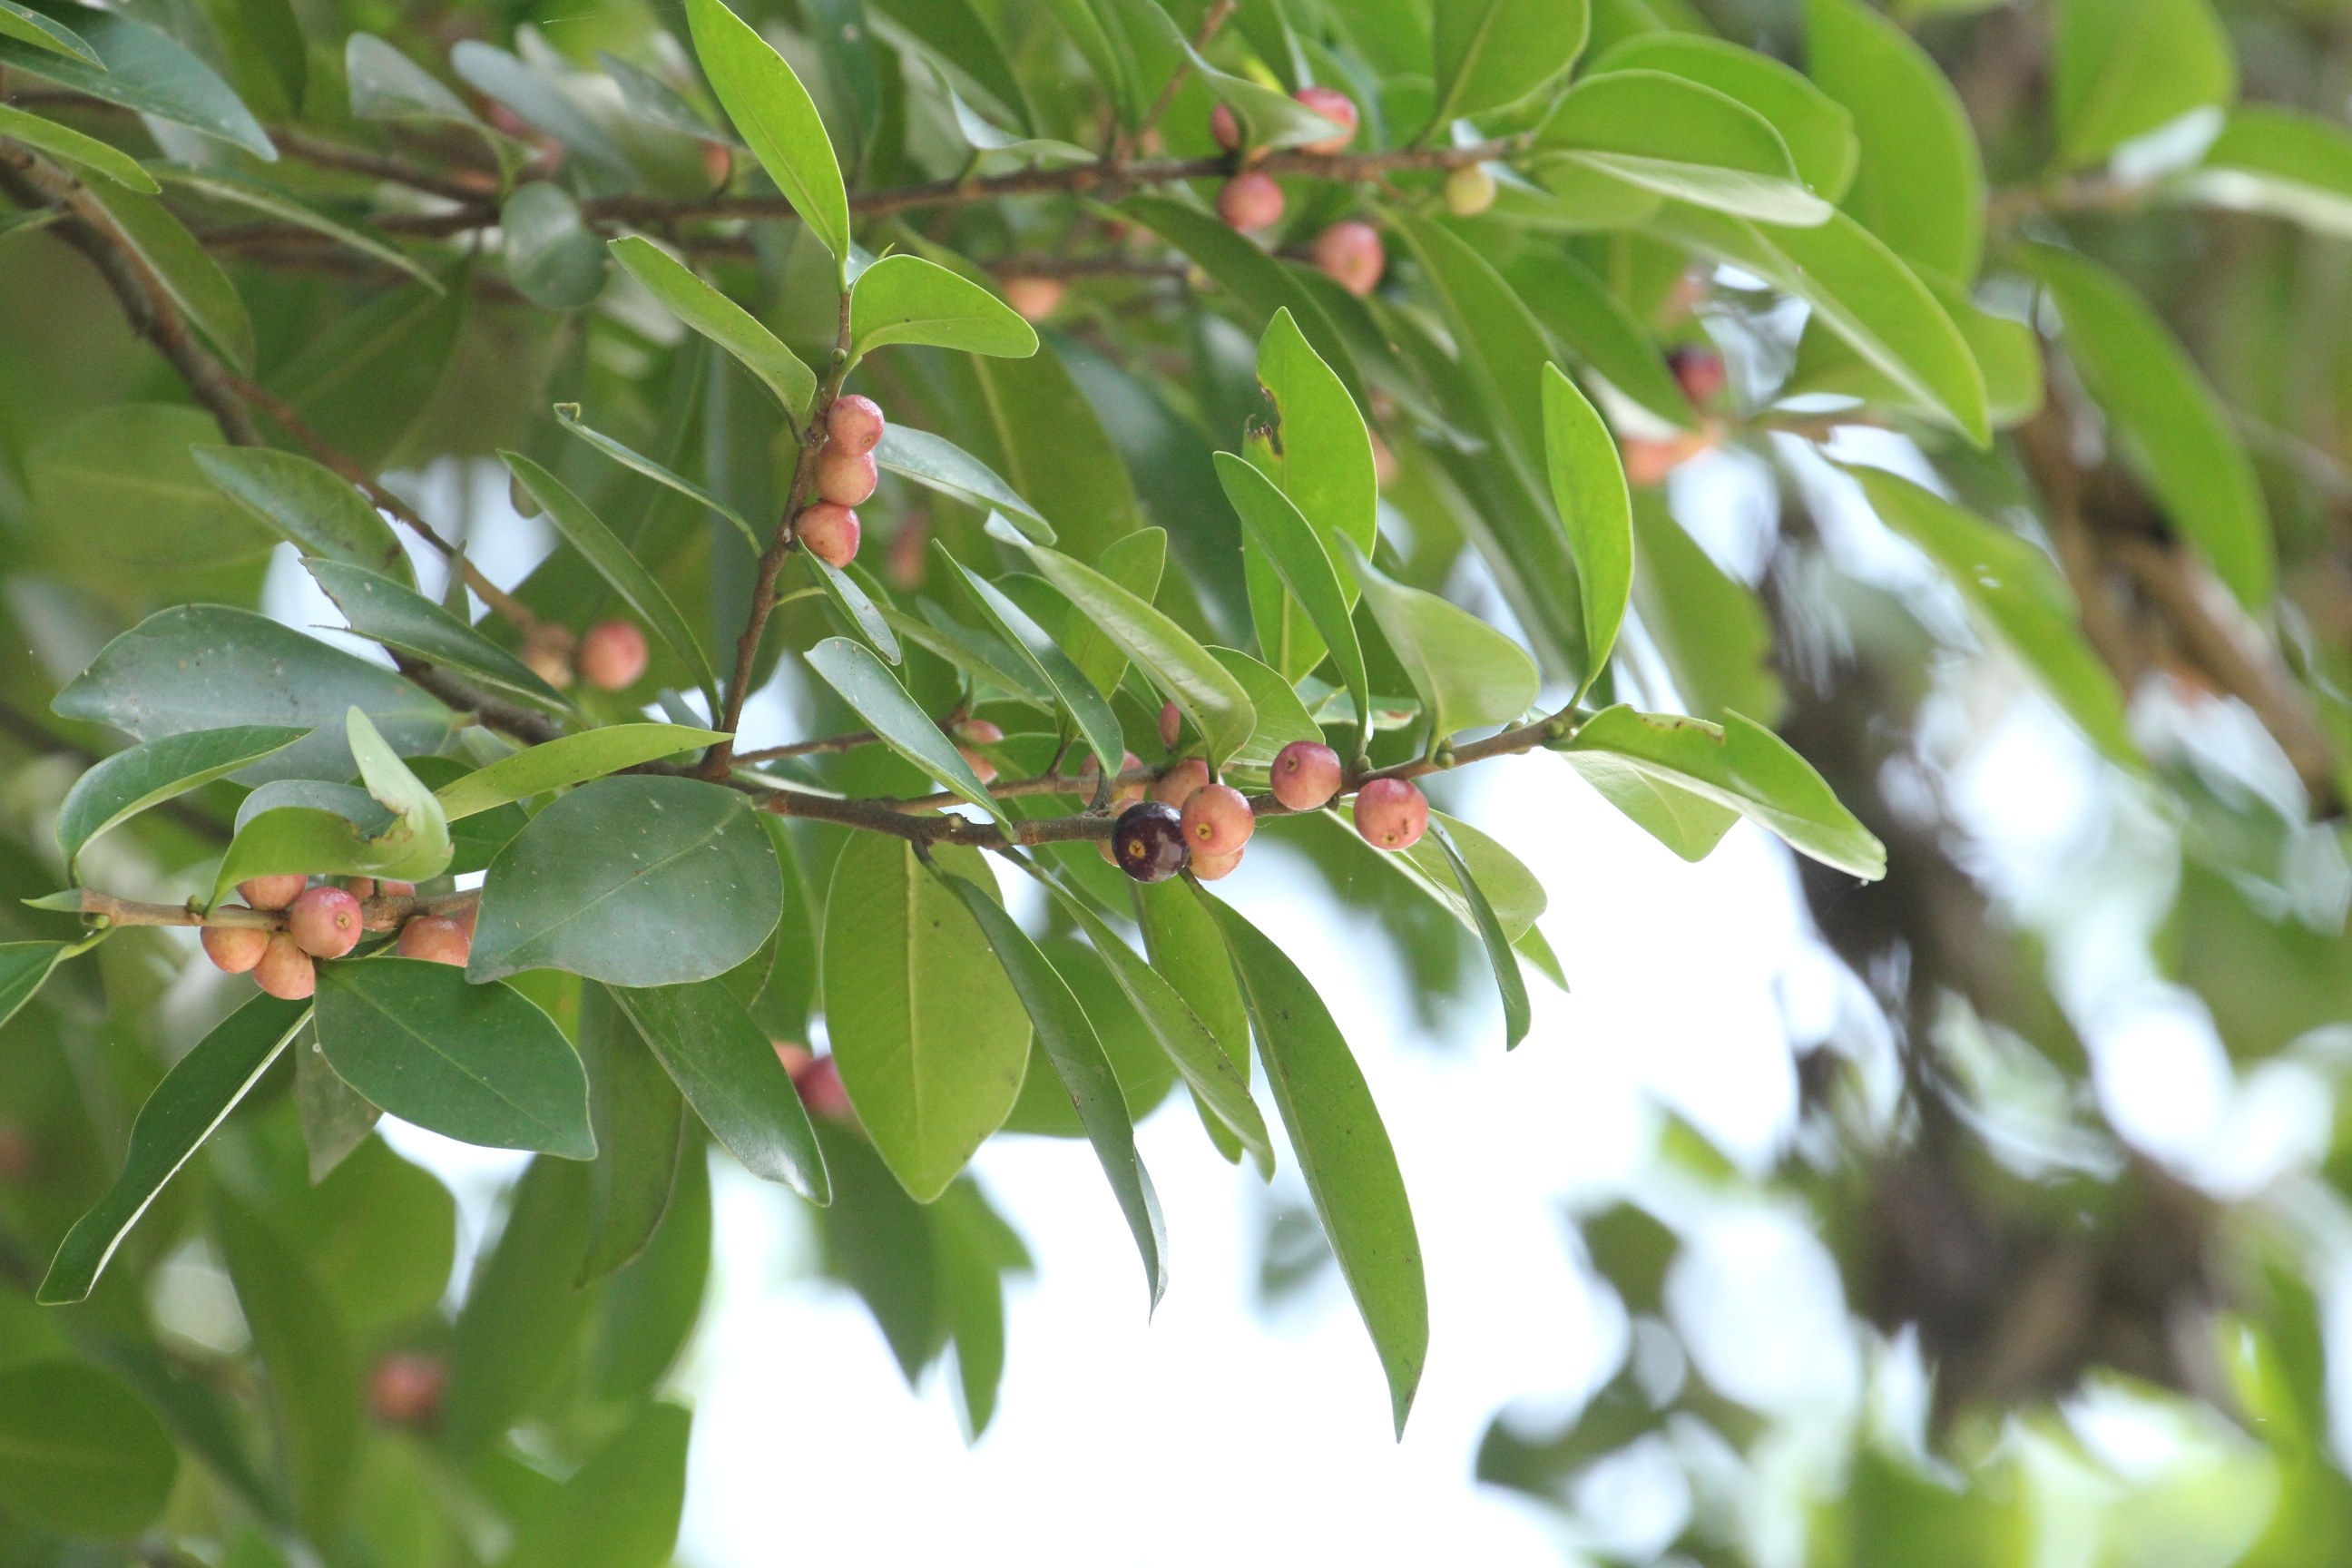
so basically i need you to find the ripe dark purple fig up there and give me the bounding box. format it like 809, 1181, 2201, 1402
827, 395, 886, 456
577, 620, 649, 690
1181, 782, 1255, 856
201, 922, 269, 975
254, 932, 316, 999
1152, 756, 1210, 808
289, 885, 363, 958
1270, 740, 1343, 809
1112, 800, 1189, 883
1352, 777, 1429, 850
238, 874, 307, 910
799, 502, 861, 567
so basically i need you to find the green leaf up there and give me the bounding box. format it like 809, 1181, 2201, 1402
1338, 537, 1539, 740
930, 1181, 1028, 1437
1066, 526, 1163, 702
850, 254, 1038, 361
608, 977, 828, 1200
1428, 818, 1532, 1049
0, 941, 79, 1033
267, 274, 469, 470
292, 1034, 378, 1184
441, 1156, 593, 1457
344, 32, 477, 123
1245, 308, 1379, 683
1505, 249, 1696, 431
503, 1403, 691, 1568
434, 724, 727, 820
147, 164, 440, 291
1594, 34, 1857, 200
1217, 454, 1372, 759
0, 5, 274, 160
0, 1360, 178, 1538
502, 181, 607, 309
29, 406, 277, 573
502, 450, 721, 709
1431, 0, 1590, 126
2053, 0, 2234, 168
1132, 876, 1249, 1084
608, 238, 815, 422
601, 50, 728, 142
191, 445, 413, 586
1016, 540, 1259, 766
0, 104, 157, 191
873, 0, 1033, 128
1629, 491, 1783, 727
1538, 71, 1831, 225
212, 1195, 359, 1538
1563, 706, 1886, 877
1849, 466, 2138, 767
685, 0, 851, 268
2186, 107, 2352, 239
1035, 871, 1272, 1167
1037, 0, 1138, 126
305, 560, 568, 711
587, 1138, 711, 1401
944, 551, 1125, 787
0, 1, 96, 64
1210, 647, 1325, 780
1647, 204, 1989, 446
804, 635, 1011, 824
1391, 809, 1548, 942
824, 838, 1030, 1202
83, 181, 255, 371
1563, 745, 1742, 861
449, 42, 632, 179
1805, 0, 1985, 280
1199, 891, 1427, 1436
966, 348, 1148, 561
576, 983, 686, 1284
55, 725, 305, 875
39, 994, 310, 1303
554, 400, 759, 554
941, 79, 1094, 162
1541, 366, 1633, 698
1120, 195, 1369, 413
55, 609, 452, 782
879, 602, 1051, 707
470, 775, 783, 986
316, 958, 593, 1157
936, 867, 1165, 1307
1114, 1, 1338, 150
873, 423, 1053, 540
211, 709, 453, 906
2024, 244, 2273, 608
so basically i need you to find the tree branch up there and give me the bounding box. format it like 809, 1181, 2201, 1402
73, 887, 477, 932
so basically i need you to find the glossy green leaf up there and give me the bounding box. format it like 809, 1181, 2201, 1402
824, 838, 1030, 1201
0, 103, 156, 191
0, 1360, 178, 1538
2053, 0, 2234, 168
577, 983, 686, 1284
804, 635, 1011, 824
1200, 891, 1426, 1436
881, 601, 1052, 707
1036, 872, 1271, 1166
1429, 818, 1531, 1049
945, 552, 1125, 787
873, 423, 1053, 540
434, 724, 726, 820
1541, 365, 1633, 697
1338, 537, 1539, 740
1851, 466, 2137, 767
83, 182, 255, 371
1245, 308, 1379, 683
441, 1155, 593, 1457
1392, 809, 1548, 942
941, 79, 1093, 162
2186, 107, 2352, 239
0, 1, 95, 64
1538, 72, 1831, 225
0, 941, 80, 1033
306, 560, 569, 711
2025, 244, 2272, 608
850, 254, 1038, 360
148, 164, 439, 290
504, 1403, 691, 1568
211, 709, 452, 906
608, 237, 817, 422
1565, 744, 1743, 862
315, 958, 593, 1157
876, 0, 1033, 127
292, 1034, 378, 1184
1595, 34, 1857, 200
1133, 875, 1249, 1082
0, 5, 273, 160
191, 445, 412, 585
686, 0, 851, 267
1648, 204, 1989, 446
1563, 706, 1886, 877
502, 181, 607, 309
1064, 527, 1163, 703
55, 724, 305, 875
937, 867, 1165, 1306
502, 450, 721, 708
1805, 0, 1985, 279
470, 775, 782, 985
1217, 454, 1372, 758
39, 994, 310, 1303
1431, 0, 1590, 125
1018, 541, 1258, 766
344, 32, 476, 123
1506, 249, 1695, 430
1210, 648, 1324, 780
966, 347, 1148, 563
212, 1195, 359, 1537
609, 977, 828, 1200
555, 401, 759, 555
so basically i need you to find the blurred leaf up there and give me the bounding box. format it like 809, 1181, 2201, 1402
292, 1036, 377, 1183
502, 182, 608, 310
929, 1178, 1029, 1438
2025, 244, 2273, 608
0, 103, 155, 190
2185, 107, 2352, 239
39, 994, 309, 1303
944, 552, 1124, 785
31, 406, 277, 572
824, 837, 1029, 1201
609, 238, 816, 422
192, 446, 413, 586
1594, 33, 1857, 199
686, 0, 851, 265
805, 635, 1011, 823
2053, 0, 2233, 168
873, 0, 1031, 127
588, 1135, 710, 1401
0, 940, 76, 1032
449, 42, 631, 181
0, 1, 93, 64
504, 1402, 691, 1568
965, 345, 1146, 562
344, 32, 475, 122
214, 1194, 359, 1538
433, 724, 726, 819
1538, 71, 1830, 225
599, 51, 728, 142
1338, 536, 1539, 739
54, 724, 305, 876
1200, 890, 1427, 1436
1506, 248, 1695, 430
609, 977, 828, 1200
0, 1360, 177, 1537
276, 1135, 454, 1335
1541, 365, 1633, 696
267, 277, 467, 470
1431, 0, 1590, 125
1628, 491, 1782, 726
83, 182, 253, 371
1217, 454, 1371, 757
149, 164, 437, 290
0, 5, 273, 159
850, 254, 1037, 360
470, 776, 782, 986
577, 982, 686, 1283
305, 560, 569, 711
316, 958, 593, 1156
1805, 0, 1984, 279
441, 1155, 593, 1458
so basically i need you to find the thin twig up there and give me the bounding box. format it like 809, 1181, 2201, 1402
1139, 0, 1237, 144
394, 659, 564, 748
732, 730, 879, 764
270, 125, 499, 204
74, 887, 477, 932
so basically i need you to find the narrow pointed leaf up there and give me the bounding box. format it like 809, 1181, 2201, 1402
944, 551, 1125, 785
1541, 366, 1633, 696
0, 1, 97, 64
804, 637, 1011, 825
148, 163, 439, 289
0, 5, 274, 159
1429, 819, 1532, 1050
1805, 0, 1984, 279
305, 559, 570, 710
1594, 33, 1857, 200
873, 423, 1051, 538
576, 983, 686, 1284
0, 940, 83, 1033
1538, 71, 1830, 225
1216, 454, 1371, 758
554, 401, 760, 554
57, 725, 305, 875
1505, 248, 1695, 432
610, 977, 829, 1200
0, 104, 156, 191
608, 237, 816, 421
685, 0, 851, 265
1432, 0, 1590, 124
192, 446, 412, 586
433, 725, 726, 819
1338, 537, 1539, 740
83, 182, 254, 371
